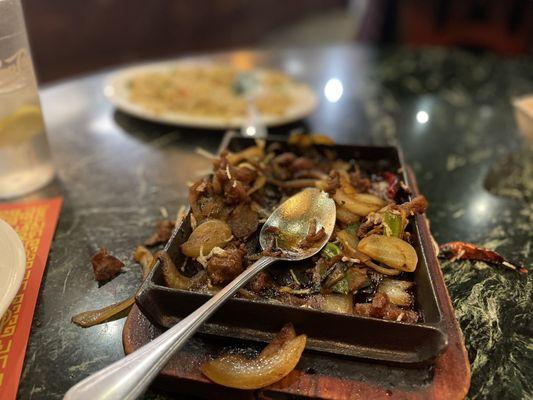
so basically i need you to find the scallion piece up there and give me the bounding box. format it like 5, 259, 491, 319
322, 242, 341, 259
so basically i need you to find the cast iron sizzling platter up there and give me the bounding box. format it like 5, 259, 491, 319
136, 137, 448, 365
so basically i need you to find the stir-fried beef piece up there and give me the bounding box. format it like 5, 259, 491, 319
399, 195, 428, 216
247, 271, 274, 293
293, 169, 328, 180
91, 247, 124, 282
357, 195, 428, 238
189, 178, 227, 221
321, 171, 341, 193
349, 169, 372, 192
230, 165, 257, 182
204, 155, 258, 206
223, 180, 249, 204
273, 152, 296, 166
354, 293, 418, 323
144, 219, 175, 246
207, 247, 246, 286
228, 203, 259, 239
195, 194, 229, 221
214, 156, 257, 184
357, 212, 384, 238
290, 157, 315, 172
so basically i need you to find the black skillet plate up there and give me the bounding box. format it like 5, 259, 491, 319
136, 137, 448, 365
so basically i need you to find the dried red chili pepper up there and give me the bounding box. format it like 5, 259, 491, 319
439, 241, 527, 274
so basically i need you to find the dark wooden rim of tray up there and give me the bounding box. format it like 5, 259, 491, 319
123, 167, 471, 400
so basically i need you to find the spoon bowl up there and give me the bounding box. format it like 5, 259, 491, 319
260, 188, 336, 260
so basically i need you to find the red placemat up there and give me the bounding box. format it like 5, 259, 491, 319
0, 197, 62, 400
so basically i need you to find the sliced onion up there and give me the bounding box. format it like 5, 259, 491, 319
322, 293, 353, 314
71, 296, 134, 328
287, 133, 334, 147
377, 279, 414, 307
339, 232, 400, 276
336, 229, 359, 251
278, 286, 313, 295
226, 144, 264, 165
357, 235, 418, 272
201, 324, 306, 389
133, 245, 155, 280
267, 178, 318, 189
336, 206, 360, 224
333, 189, 385, 217
181, 219, 232, 258
246, 174, 266, 195
259, 324, 296, 358
158, 251, 206, 290
360, 258, 401, 275
337, 170, 357, 195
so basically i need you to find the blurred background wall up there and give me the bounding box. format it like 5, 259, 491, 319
22, 0, 532, 83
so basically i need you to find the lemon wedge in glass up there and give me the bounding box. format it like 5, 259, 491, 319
0, 104, 44, 148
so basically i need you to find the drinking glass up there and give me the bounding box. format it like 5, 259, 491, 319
0, 0, 54, 199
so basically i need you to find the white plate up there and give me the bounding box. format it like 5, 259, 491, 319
0, 219, 26, 320
105, 60, 318, 129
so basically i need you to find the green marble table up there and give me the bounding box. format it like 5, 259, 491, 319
13, 45, 532, 399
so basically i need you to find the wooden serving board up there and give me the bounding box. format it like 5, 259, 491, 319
123, 165, 470, 399
124, 293, 468, 400
123, 215, 470, 399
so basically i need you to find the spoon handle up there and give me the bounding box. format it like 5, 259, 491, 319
64, 256, 276, 400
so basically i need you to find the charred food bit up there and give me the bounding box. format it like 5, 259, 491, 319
144, 219, 175, 246
439, 241, 527, 274
91, 247, 124, 282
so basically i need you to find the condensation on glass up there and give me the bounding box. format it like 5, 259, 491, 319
0, 0, 54, 198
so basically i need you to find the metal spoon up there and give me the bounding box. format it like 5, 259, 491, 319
64, 188, 336, 400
